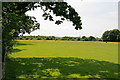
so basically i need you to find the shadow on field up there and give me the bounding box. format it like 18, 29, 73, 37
5, 57, 119, 80
14, 41, 34, 46
11, 49, 25, 53
9, 48, 27, 55
9, 41, 34, 54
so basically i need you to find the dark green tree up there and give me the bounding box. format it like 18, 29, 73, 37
102, 29, 120, 42
108, 29, 120, 42
77, 37, 81, 41
51, 36, 55, 40
81, 36, 88, 41
102, 30, 110, 42
46, 37, 50, 40
117, 33, 120, 42
88, 36, 96, 41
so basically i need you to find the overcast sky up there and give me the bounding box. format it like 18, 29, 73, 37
25, 0, 119, 38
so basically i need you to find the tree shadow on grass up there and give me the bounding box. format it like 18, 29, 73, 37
9, 41, 34, 54
5, 57, 119, 80
14, 41, 34, 46
11, 49, 24, 53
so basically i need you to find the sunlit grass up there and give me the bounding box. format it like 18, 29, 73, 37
9, 40, 118, 63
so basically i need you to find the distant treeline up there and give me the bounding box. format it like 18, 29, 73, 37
17, 29, 120, 42
17, 35, 102, 41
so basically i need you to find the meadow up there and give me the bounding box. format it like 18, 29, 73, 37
5, 40, 119, 79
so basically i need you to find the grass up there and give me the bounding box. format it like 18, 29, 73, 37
5, 40, 119, 79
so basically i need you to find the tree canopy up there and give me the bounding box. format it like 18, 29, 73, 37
102, 29, 120, 42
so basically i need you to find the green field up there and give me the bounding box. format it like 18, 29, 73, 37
5, 40, 119, 79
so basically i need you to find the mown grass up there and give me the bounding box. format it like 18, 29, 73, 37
5, 40, 119, 79
9, 40, 118, 63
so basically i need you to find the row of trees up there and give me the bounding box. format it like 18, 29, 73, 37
17, 35, 102, 41
17, 29, 120, 42
102, 29, 120, 42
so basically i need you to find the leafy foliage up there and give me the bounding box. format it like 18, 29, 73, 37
102, 29, 120, 42
117, 33, 120, 41
81, 36, 88, 41
88, 36, 96, 41
40, 2, 82, 30
2, 2, 40, 54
